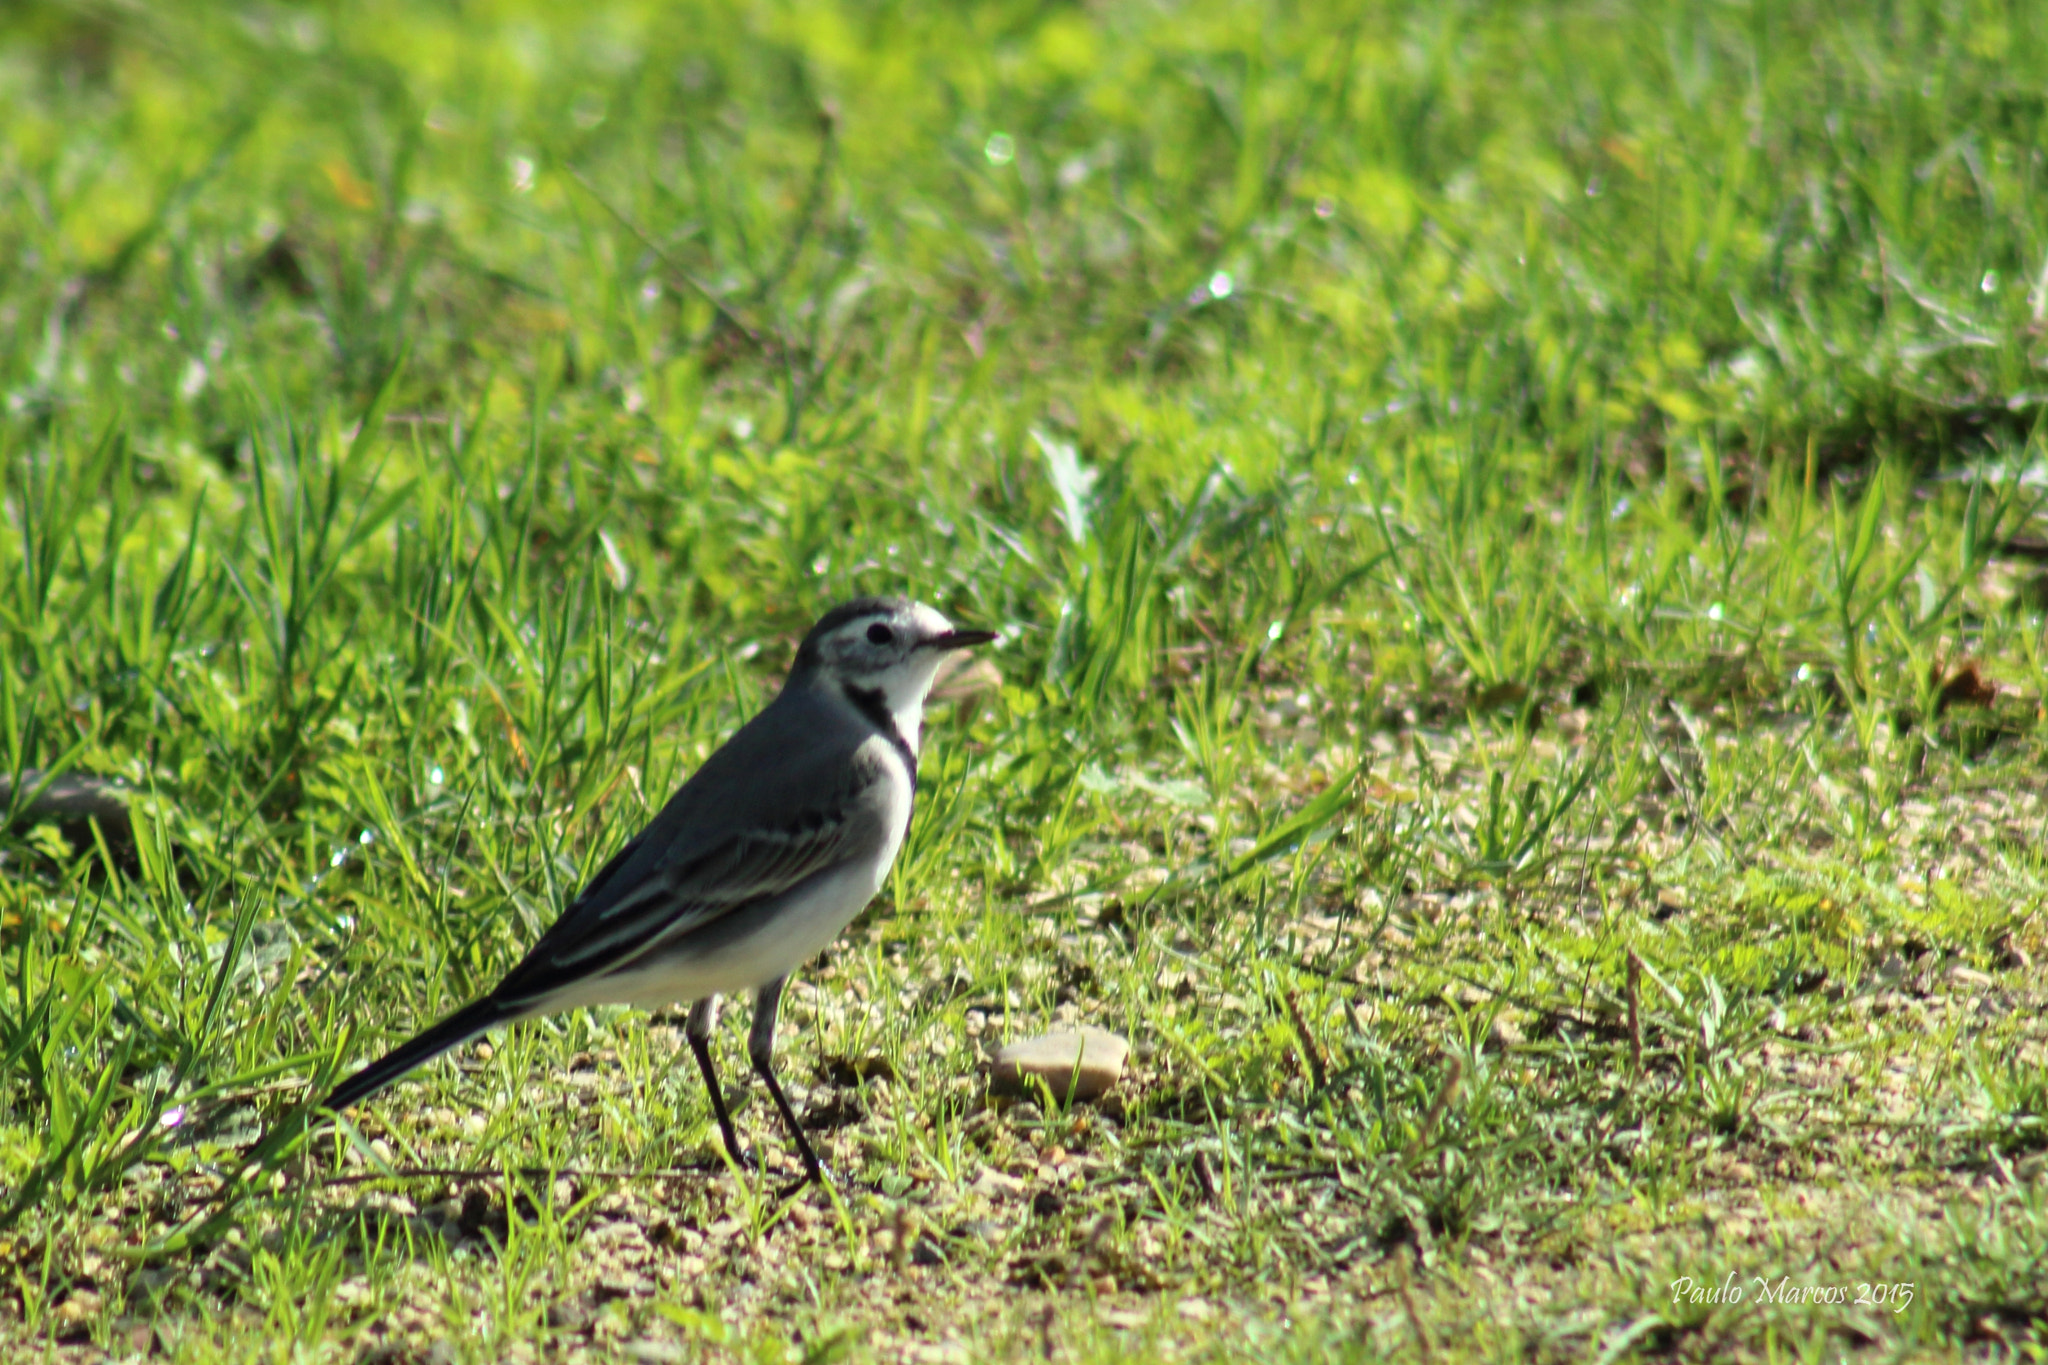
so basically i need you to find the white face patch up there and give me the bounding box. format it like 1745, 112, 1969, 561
818, 602, 962, 753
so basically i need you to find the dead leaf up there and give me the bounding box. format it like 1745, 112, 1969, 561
1936, 660, 1997, 713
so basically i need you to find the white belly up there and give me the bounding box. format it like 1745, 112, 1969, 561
588, 857, 888, 1004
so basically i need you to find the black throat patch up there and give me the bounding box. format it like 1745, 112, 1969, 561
842, 683, 918, 785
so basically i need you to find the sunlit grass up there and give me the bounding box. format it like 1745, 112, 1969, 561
3, 0, 2048, 1360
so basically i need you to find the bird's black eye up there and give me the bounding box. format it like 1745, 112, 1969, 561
867, 623, 894, 645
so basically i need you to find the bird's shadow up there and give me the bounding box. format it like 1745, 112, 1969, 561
303, 1150, 855, 1266
308, 1160, 729, 1263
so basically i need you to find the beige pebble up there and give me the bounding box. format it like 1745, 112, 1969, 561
990, 1027, 1129, 1102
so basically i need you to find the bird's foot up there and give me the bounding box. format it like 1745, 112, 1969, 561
714, 1142, 763, 1175
772, 1157, 885, 1200
775, 1157, 839, 1201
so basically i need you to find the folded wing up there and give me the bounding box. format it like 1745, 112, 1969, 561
493, 700, 898, 1011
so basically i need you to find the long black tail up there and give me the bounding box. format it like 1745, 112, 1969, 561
321, 996, 516, 1114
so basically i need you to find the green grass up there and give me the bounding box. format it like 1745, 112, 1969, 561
4, 0, 2048, 1359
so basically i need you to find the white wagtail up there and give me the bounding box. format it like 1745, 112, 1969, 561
319, 597, 995, 1188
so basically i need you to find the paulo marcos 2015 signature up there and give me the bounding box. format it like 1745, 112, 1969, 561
1670, 1274, 1914, 1313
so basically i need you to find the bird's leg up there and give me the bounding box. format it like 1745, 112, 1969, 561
684, 996, 749, 1171
749, 977, 830, 1192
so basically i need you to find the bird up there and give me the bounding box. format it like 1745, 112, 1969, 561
318, 596, 996, 1189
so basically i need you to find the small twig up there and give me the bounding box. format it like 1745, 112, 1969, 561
1260, 1165, 1355, 1185
1280, 988, 1329, 1091
1189, 1150, 1218, 1203
164, 1160, 729, 1205
751, 101, 839, 306
890, 1204, 913, 1274
562, 165, 765, 352
313, 1161, 726, 1192
1626, 949, 1644, 1074
1405, 1057, 1464, 1163
1394, 1252, 1435, 1360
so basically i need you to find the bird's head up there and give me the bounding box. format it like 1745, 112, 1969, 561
790, 597, 996, 731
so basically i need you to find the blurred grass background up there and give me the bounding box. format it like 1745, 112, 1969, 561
3, 0, 2048, 1360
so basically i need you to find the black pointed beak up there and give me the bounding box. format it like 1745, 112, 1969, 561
922, 627, 997, 652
